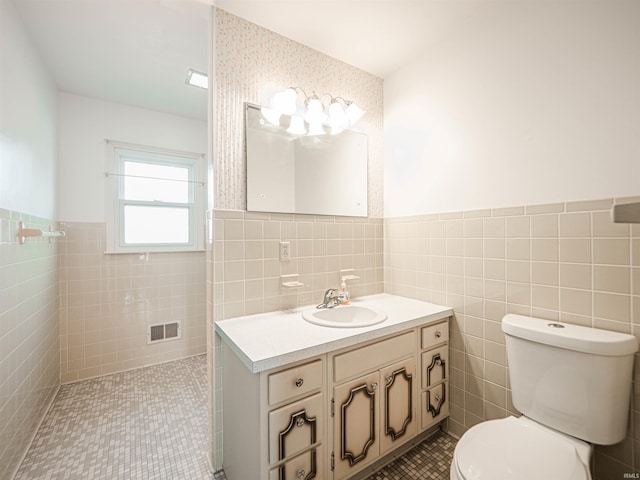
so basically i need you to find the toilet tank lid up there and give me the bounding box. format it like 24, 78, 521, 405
502, 314, 638, 356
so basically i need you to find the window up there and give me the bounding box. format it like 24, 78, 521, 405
106, 142, 205, 253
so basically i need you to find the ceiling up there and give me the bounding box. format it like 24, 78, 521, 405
215, 0, 489, 79
13, 0, 489, 121
13, 0, 211, 120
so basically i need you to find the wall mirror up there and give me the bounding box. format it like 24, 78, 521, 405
245, 103, 368, 217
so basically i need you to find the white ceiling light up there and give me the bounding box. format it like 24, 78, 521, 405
185, 69, 208, 89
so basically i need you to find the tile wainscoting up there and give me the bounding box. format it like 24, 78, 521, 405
212, 209, 385, 321
384, 196, 640, 478
0, 209, 60, 479
59, 222, 207, 384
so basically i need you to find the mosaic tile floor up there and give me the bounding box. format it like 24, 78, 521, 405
15, 355, 210, 480
212, 431, 455, 480
16, 353, 455, 480
366, 432, 456, 480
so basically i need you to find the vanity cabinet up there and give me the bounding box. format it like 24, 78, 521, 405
217, 295, 452, 480
331, 331, 417, 479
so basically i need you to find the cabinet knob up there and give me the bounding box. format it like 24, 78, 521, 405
386, 375, 394, 384
295, 378, 304, 388
434, 393, 442, 403
371, 382, 378, 391
435, 330, 442, 338
296, 469, 306, 479
296, 417, 305, 428
435, 357, 442, 366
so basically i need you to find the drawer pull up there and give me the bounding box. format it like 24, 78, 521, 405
435, 330, 442, 338
295, 378, 304, 388
296, 469, 306, 479
296, 417, 305, 428
435, 358, 442, 366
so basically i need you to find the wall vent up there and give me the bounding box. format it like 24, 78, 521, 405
147, 321, 182, 344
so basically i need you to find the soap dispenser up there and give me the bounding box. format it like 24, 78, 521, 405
340, 278, 350, 305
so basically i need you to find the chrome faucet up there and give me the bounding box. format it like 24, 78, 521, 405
317, 288, 348, 309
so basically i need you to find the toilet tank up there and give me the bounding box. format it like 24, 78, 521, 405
502, 314, 638, 445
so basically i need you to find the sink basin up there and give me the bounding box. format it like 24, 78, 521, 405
302, 304, 387, 328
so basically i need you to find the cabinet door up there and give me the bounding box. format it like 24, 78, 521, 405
333, 371, 379, 479
269, 393, 323, 464
421, 383, 449, 430
421, 347, 448, 389
379, 358, 416, 455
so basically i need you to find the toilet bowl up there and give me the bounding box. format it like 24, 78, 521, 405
450, 416, 592, 480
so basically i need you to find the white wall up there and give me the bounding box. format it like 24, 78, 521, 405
58, 92, 207, 222
384, 0, 640, 217
0, 0, 58, 219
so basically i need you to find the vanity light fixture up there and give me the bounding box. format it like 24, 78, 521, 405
264, 87, 365, 136
185, 69, 208, 89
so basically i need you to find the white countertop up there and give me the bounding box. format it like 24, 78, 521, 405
215, 293, 453, 373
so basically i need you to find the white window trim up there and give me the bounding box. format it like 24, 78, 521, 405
105, 140, 206, 254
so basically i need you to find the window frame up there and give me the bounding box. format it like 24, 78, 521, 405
105, 141, 206, 254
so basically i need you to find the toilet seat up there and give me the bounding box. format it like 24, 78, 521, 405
452, 416, 591, 480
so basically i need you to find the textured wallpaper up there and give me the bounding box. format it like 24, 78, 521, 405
214, 9, 384, 217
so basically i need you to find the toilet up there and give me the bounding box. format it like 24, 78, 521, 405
450, 314, 638, 480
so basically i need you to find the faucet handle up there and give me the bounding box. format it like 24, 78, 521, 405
324, 288, 338, 299
317, 288, 341, 309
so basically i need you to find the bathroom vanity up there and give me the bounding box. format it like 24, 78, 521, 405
216, 294, 452, 480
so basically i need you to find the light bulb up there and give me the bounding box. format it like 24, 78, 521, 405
346, 102, 365, 126
304, 98, 326, 125
287, 115, 306, 135
272, 88, 297, 115
307, 121, 326, 136
328, 102, 348, 129
260, 107, 281, 126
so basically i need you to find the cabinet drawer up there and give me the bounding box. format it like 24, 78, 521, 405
269, 393, 323, 464
421, 321, 448, 350
334, 331, 415, 383
421, 347, 448, 389
269, 359, 323, 406
269, 446, 323, 480
421, 383, 449, 430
